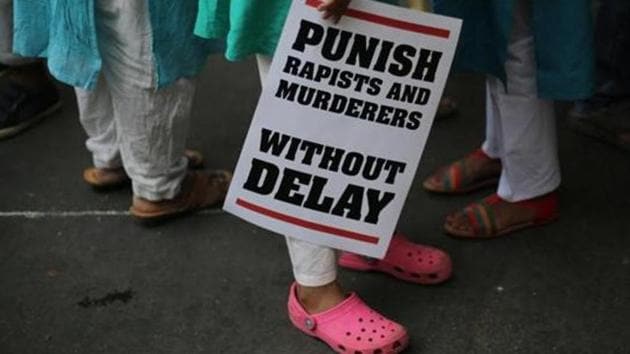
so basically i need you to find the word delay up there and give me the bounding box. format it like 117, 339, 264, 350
243, 129, 402, 224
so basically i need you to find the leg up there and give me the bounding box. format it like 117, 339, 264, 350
482, 79, 503, 159
286, 237, 337, 288
76, 74, 132, 189
257, 54, 343, 311
256, 55, 272, 88
90, 0, 229, 218
285, 237, 343, 314
110, 77, 195, 200
490, 0, 559, 202
444, 0, 559, 238
490, 76, 559, 201
258, 55, 408, 354
77, 73, 207, 190
96, 0, 190, 201
422, 84, 503, 194
75, 74, 121, 170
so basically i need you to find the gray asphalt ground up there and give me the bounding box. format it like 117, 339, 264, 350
1, 57, 629, 354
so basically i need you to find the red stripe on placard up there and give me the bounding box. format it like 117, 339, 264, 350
236, 198, 380, 244
305, 0, 450, 38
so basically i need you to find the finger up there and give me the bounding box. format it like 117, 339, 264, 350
317, 0, 334, 11
317, 1, 347, 23
321, 10, 344, 23
317, 5, 334, 13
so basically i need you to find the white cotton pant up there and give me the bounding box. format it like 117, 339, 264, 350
75, 0, 196, 201
481, 0, 560, 203
0, 0, 35, 65
257, 55, 338, 287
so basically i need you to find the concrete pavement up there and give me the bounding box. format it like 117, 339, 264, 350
1, 57, 629, 354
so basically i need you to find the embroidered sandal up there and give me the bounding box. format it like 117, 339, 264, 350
83, 149, 205, 190
423, 149, 501, 194
338, 233, 452, 285
288, 283, 409, 353
444, 192, 559, 239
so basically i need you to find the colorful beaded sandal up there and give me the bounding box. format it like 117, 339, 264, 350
444, 192, 559, 239
422, 148, 501, 194
338, 233, 452, 285
287, 283, 409, 353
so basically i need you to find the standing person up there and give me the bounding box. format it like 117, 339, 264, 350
195, 1, 453, 353
0, 0, 60, 140
569, 0, 630, 152
423, 0, 594, 238
12, 0, 231, 222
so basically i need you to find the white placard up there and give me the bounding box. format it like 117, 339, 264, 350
224, 0, 461, 258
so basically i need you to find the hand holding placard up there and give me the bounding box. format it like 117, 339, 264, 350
225, 0, 461, 258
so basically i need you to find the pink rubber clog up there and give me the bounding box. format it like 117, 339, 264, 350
338, 233, 452, 285
287, 283, 409, 353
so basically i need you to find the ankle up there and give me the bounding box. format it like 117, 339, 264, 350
513, 191, 559, 218
297, 281, 346, 314
472, 148, 495, 160
470, 149, 502, 174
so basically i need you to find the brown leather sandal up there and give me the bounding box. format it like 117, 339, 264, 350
83, 149, 205, 190
129, 170, 232, 224
83, 167, 129, 190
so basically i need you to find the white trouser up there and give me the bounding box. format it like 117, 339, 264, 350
0, 0, 34, 65
481, 0, 560, 202
75, 0, 196, 201
256, 55, 337, 287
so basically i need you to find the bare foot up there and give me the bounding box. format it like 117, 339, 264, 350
297, 281, 346, 314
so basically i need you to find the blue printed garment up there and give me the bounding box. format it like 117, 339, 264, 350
433, 0, 594, 100
13, 0, 219, 90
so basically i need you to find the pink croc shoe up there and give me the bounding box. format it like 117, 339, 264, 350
338, 233, 452, 285
287, 283, 409, 353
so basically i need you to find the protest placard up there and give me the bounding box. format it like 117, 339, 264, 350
224, 0, 462, 258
